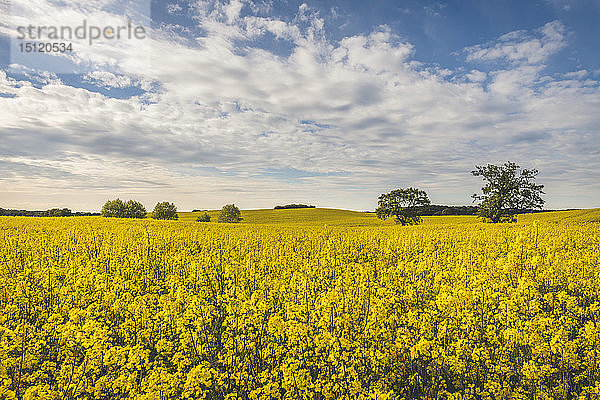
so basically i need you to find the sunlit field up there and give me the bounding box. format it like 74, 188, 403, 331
177, 208, 395, 226
1, 210, 599, 399
180, 207, 600, 225
179, 208, 483, 226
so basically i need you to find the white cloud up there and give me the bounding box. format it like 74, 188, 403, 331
488, 65, 542, 97
563, 69, 588, 79
334, 28, 413, 74
84, 70, 134, 88
465, 70, 486, 82
464, 20, 567, 65
223, 0, 243, 24
1, 3, 599, 210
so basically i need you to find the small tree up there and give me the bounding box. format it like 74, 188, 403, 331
101, 198, 125, 218
152, 202, 178, 220
218, 204, 242, 223
376, 188, 430, 225
196, 212, 211, 222
471, 161, 544, 223
124, 200, 147, 219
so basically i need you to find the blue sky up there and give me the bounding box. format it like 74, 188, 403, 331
0, 0, 599, 211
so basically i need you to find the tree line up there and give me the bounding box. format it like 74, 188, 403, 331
0, 208, 99, 217
274, 204, 316, 209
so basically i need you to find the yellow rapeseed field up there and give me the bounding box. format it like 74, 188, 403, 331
1, 210, 599, 399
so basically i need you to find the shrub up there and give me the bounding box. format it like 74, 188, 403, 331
196, 212, 211, 222
152, 202, 178, 220
218, 204, 242, 223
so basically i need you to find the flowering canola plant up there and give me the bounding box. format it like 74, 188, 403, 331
0, 215, 599, 399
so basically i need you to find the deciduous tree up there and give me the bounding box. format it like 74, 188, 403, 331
101, 199, 146, 218
124, 200, 147, 219
152, 202, 178, 220
471, 161, 544, 223
376, 188, 430, 225
101, 198, 125, 218
196, 212, 211, 222
218, 204, 242, 223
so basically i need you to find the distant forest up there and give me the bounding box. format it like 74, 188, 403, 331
0, 205, 561, 218
416, 205, 478, 215
274, 204, 316, 209
0, 208, 100, 217
403, 205, 560, 216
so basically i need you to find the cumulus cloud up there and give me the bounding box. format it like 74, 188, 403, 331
465, 70, 486, 83
0, 2, 599, 210
464, 20, 567, 65
84, 71, 135, 88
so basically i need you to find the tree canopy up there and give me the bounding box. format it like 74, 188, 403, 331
376, 188, 431, 225
101, 199, 147, 218
274, 204, 315, 210
196, 212, 211, 222
123, 200, 147, 219
101, 199, 125, 218
45, 208, 72, 217
151, 202, 178, 220
218, 204, 242, 223
471, 161, 544, 223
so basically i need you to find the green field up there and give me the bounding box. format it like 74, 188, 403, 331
177, 207, 600, 226
177, 207, 394, 226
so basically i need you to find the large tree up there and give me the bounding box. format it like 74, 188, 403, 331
471, 161, 544, 223
376, 188, 430, 225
